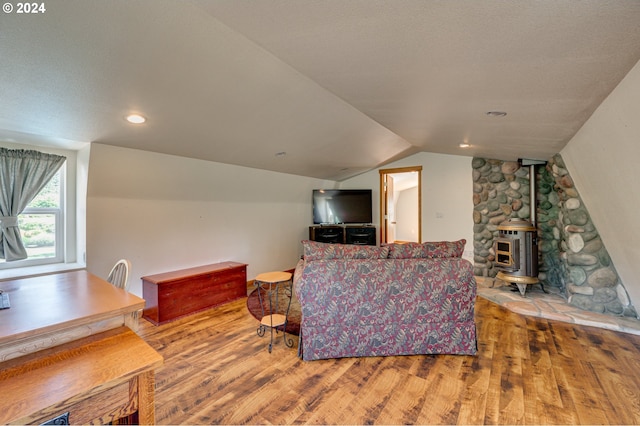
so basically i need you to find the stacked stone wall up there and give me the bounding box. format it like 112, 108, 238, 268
472, 155, 636, 318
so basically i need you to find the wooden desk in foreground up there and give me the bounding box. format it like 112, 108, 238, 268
0, 326, 163, 425
0, 270, 145, 362
0, 270, 163, 424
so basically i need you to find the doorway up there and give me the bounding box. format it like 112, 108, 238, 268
379, 166, 422, 244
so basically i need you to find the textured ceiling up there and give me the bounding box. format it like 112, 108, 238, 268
1, 0, 640, 180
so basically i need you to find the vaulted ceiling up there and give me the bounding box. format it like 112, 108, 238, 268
2, 0, 640, 180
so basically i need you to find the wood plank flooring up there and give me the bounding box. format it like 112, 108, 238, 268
137, 296, 640, 425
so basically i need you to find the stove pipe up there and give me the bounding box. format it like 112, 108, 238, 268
494, 160, 545, 296
529, 164, 536, 227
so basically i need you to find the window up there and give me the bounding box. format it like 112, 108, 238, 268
24, 167, 64, 263
0, 167, 65, 267
0, 143, 86, 279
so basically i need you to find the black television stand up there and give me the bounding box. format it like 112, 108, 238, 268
309, 225, 376, 246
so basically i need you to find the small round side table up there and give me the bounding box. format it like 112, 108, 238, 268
254, 271, 294, 353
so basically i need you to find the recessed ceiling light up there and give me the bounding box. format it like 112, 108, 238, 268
459, 142, 470, 148
485, 111, 507, 117
125, 114, 146, 124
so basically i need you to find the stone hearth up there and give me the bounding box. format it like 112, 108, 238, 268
476, 277, 640, 336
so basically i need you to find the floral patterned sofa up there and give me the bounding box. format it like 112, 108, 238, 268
293, 239, 477, 361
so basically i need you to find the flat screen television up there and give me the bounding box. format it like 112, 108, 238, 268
312, 189, 373, 224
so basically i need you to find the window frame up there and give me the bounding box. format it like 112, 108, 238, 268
15, 166, 65, 267
0, 142, 87, 279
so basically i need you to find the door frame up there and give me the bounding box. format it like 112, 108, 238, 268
379, 166, 422, 244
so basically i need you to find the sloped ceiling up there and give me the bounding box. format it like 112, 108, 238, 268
1, 0, 640, 180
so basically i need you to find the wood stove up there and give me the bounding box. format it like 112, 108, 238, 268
494, 160, 545, 296
495, 218, 539, 295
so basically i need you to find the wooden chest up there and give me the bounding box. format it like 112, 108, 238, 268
142, 262, 247, 325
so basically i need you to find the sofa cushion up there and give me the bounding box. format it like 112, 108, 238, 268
424, 239, 466, 258
383, 239, 466, 259
382, 242, 425, 259
302, 240, 389, 260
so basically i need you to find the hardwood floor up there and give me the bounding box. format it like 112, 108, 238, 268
138, 297, 640, 425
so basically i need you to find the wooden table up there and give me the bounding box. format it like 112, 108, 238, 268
0, 270, 144, 362
0, 270, 163, 424
254, 271, 294, 353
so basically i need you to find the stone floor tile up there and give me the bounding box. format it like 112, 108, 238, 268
476, 276, 640, 336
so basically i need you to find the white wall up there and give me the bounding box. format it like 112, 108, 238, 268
341, 152, 474, 262
87, 146, 475, 297
86, 143, 333, 296
395, 187, 419, 241
561, 59, 640, 309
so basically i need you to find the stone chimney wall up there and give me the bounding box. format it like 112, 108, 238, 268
472, 155, 637, 318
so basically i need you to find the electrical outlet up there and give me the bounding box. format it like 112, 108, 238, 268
41, 412, 70, 425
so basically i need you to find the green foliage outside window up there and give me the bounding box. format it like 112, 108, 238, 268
28, 172, 60, 208
20, 214, 55, 249
19, 172, 60, 256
